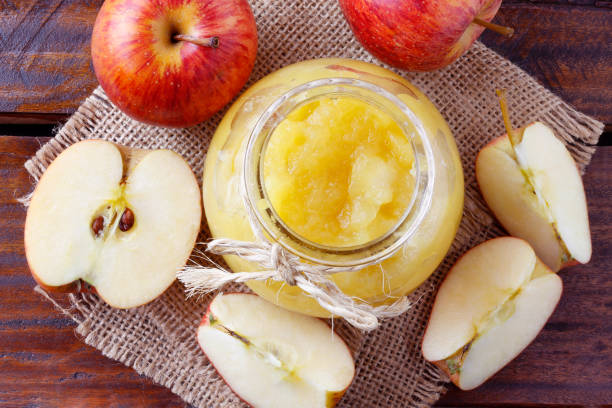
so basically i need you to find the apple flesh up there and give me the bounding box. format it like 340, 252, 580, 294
91, 0, 257, 127
422, 237, 562, 390
24, 140, 201, 308
337, 0, 503, 71
476, 122, 591, 271
197, 293, 355, 408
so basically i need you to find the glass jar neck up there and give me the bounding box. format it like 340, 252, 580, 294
242, 78, 435, 267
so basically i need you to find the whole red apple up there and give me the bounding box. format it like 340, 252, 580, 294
92, 0, 257, 127
338, 0, 507, 71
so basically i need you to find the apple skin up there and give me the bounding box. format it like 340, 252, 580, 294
25, 140, 202, 308
199, 293, 353, 407
28, 260, 98, 294
30, 275, 96, 295
198, 300, 252, 408
476, 132, 584, 271
337, 0, 501, 71
432, 358, 461, 386
420, 236, 515, 363
429, 271, 563, 391
91, 0, 257, 127
422, 237, 563, 390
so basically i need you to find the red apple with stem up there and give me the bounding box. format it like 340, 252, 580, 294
92, 0, 257, 127
338, 0, 514, 72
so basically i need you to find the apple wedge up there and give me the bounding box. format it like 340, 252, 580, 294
197, 293, 355, 408
476, 93, 591, 271
422, 237, 562, 390
24, 140, 201, 308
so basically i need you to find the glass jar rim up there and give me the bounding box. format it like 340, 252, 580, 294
242, 77, 435, 267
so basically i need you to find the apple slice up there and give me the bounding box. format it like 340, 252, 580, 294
476, 92, 591, 271
422, 237, 562, 390
197, 293, 355, 407
24, 140, 201, 308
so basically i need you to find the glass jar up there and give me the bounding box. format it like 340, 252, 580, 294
203, 59, 464, 317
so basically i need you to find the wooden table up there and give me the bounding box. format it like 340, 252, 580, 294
1, 1, 610, 407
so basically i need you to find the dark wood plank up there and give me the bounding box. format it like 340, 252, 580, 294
0, 0, 102, 117
0, 112, 68, 125
437, 144, 612, 406
0, 136, 186, 408
0, 135, 610, 406
482, 3, 612, 127
0, 2, 610, 125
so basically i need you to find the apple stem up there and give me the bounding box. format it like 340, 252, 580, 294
496, 89, 521, 147
173, 34, 219, 48
473, 17, 514, 38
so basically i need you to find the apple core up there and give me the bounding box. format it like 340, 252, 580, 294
25, 140, 202, 309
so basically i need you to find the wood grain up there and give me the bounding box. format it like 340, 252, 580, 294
0, 135, 610, 407
0, 1, 610, 125
437, 143, 612, 406
482, 3, 612, 126
0, 0, 102, 117
0, 136, 187, 408
1, 1, 611, 406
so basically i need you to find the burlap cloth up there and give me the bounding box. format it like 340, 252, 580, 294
24, 1, 603, 406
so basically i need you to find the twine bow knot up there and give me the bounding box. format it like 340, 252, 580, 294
270, 243, 297, 286
204, 239, 300, 287
177, 235, 413, 331
177, 162, 413, 331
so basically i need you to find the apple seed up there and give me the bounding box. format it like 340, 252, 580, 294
119, 208, 135, 232
92, 216, 105, 237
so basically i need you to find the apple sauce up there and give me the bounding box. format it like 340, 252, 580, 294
263, 96, 416, 248
203, 59, 464, 317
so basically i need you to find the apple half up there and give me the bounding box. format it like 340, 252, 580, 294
477, 119, 591, 272
422, 237, 562, 390
197, 293, 355, 407
24, 140, 201, 308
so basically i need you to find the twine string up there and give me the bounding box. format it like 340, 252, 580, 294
178, 235, 412, 331
177, 101, 413, 331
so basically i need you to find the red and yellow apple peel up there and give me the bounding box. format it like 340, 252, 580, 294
197, 293, 355, 407
422, 237, 563, 390
338, 0, 514, 71
91, 0, 258, 127
25, 140, 202, 308
474, 90, 592, 271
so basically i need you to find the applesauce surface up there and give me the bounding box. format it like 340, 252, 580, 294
203, 59, 464, 317
263, 96, 415, 247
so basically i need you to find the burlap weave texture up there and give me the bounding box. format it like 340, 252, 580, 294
24, 0, 603, 407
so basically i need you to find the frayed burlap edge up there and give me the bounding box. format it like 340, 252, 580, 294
23, 0, 603, 406
25, 58, 604, 408
25, 57, 603, 408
